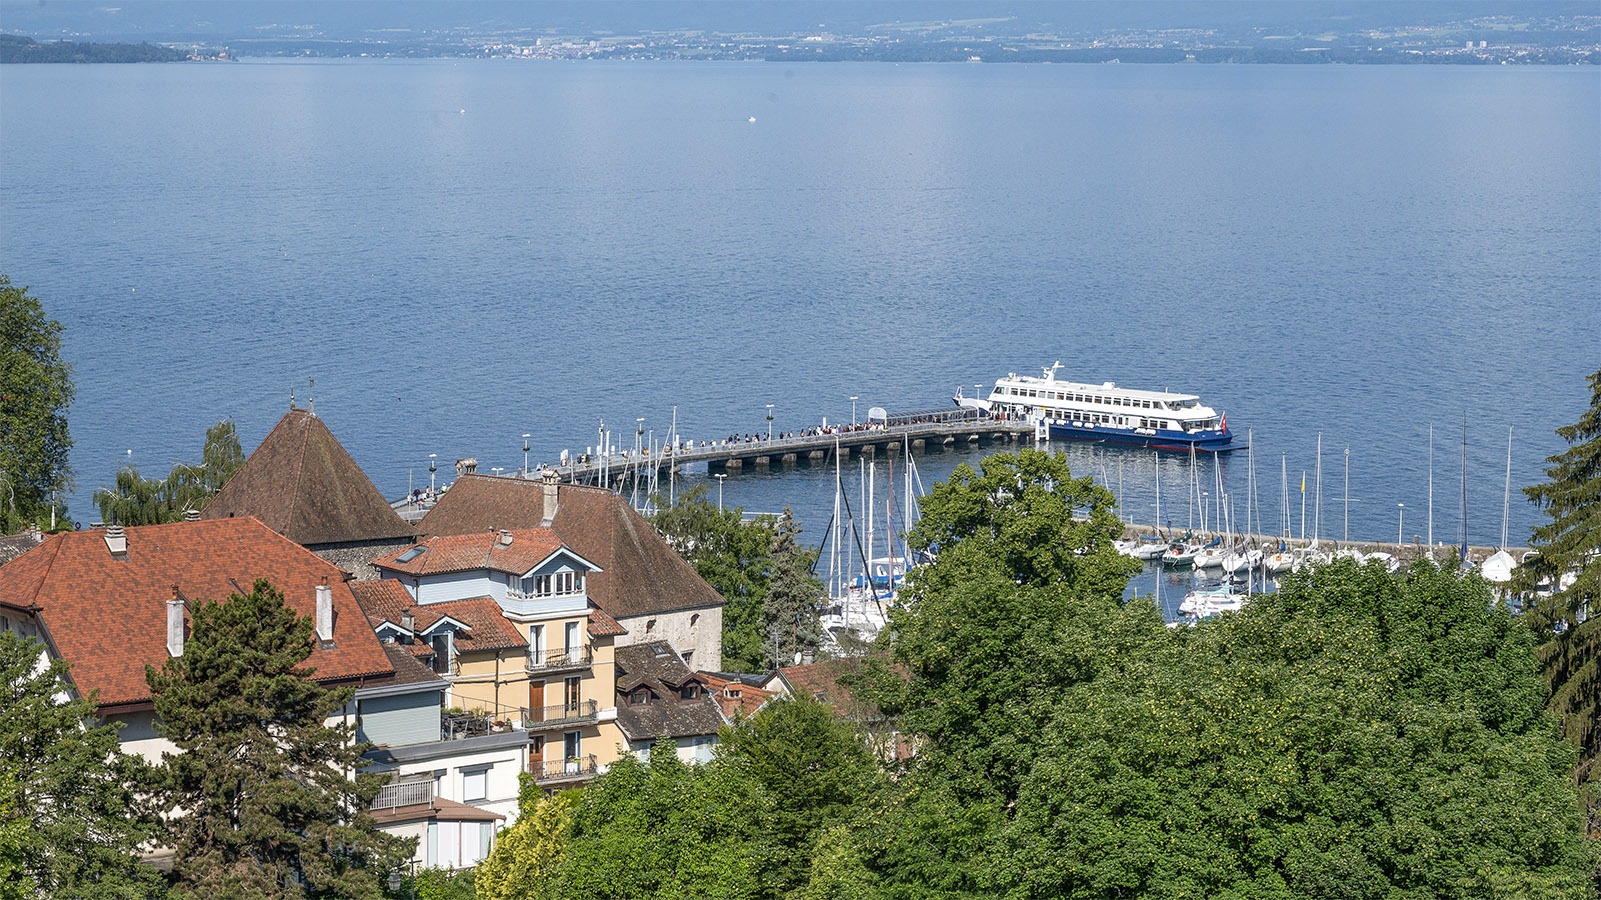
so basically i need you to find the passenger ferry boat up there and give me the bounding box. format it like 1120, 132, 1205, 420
955, 362, 1236, 452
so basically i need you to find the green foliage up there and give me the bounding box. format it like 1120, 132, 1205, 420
995, 560, 1593, 899
0, 275, 74, 534
763, 509, 826, 669
408, 867, 475, 900
0, 631, 163, 898
476, 791, 574, 900
93, 419, 244, 525
547, 743, 760, 899
892, 448, 1144, 802
652, 485, 780, 671
1516, 367, 1601, 834
146, 579, 408, 898
0, 33, 188, 63
716, 697, 880, 897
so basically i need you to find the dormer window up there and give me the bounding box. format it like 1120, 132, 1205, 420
520, 570, 584, 597
628, 689, 651, 706
679, 684, 699, 700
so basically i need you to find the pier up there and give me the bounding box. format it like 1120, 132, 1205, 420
552, 408, 1036, 487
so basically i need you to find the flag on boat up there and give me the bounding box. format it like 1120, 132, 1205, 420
1220, 413, 1227, 432
1300, 472, 1306, 493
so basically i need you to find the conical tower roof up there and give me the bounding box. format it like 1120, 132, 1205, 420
202, 409, 414, 546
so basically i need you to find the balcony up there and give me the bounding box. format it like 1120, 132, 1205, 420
527, 644, 592, 674
530, 753, 598, 784
522, 699, 598, 730
372, 773, 434, 810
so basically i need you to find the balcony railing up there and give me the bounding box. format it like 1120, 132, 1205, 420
530, 753, 598, 783
372, 774, 434, 810
522, 699, 598, 729
527, 644, 592, 672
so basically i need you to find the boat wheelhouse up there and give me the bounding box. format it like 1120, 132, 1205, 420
955, 361, 1236, 452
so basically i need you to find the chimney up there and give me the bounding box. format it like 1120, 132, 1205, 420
541, 469, 559, 525
182, 508, 201, 522
497, 529, 514, 548
166, 587, 185, 658
400, 611, 415, 633
315, 579, 334, 645
104, 525, 127, 557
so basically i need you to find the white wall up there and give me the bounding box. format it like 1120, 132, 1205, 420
617, 605, 722, 671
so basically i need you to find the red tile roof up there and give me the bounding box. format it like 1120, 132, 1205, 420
0, 517, 394, 708
371, 529, 567, 579
350, 581, 528, 654
202, 409, 415, 546
587, 607, 626, 638
417, 476, 725, 620
699, 672, 774, 720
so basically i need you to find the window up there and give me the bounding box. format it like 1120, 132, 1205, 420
680, 683, 699, 700
430, 633, 451, 674
463, 766, 489, 803
629, 689, 651, 705
564, 676, 581, 712
563, 731, 581, 766
520, 570, 583, 597
564, 621, 580, 661
529, 624, 545, 660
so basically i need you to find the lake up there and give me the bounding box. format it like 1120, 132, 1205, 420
2, 60, 1596, 577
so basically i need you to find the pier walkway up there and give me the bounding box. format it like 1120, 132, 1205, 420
552, 409, 1036, 486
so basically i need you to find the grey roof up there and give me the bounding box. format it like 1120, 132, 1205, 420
615, 640, 727, 741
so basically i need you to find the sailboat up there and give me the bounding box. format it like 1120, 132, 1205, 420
1481, 426, 1517, 586
1222, 434, 1263, 575
1263, 454, 1297, 575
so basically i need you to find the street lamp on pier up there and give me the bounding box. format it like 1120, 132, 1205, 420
522, 433, 531, 475
766, 404, 775, 441
428, 454, 438, 493
491, 467, 504, 478
714, 473, 727, 511
850, 396, 858, 427
1397, 503, 1405, 548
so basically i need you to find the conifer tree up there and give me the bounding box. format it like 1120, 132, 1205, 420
762, 508, 824, 669
1516, 366, 1601, 835
0, 631, 163, 897
146, 579, 407, 898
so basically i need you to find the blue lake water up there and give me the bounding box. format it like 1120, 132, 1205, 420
2, 61, 1597, 582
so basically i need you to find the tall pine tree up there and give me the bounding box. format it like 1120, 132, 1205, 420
146, 579, 407, 898
0, 631, 162, 897
1517, 366, 1601, 837
763, 508, 824, 669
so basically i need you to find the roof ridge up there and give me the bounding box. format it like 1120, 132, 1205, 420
16, 532, 66, 610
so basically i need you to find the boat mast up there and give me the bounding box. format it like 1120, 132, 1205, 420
1501, 426, 1512, 550
1313, 432, 1323, 545
1427, 423, 1434, 549
1460, 413, 1468, 561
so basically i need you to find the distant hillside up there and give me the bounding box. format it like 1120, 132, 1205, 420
0, 33, 187, 63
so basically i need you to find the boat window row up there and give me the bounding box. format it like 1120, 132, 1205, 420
1000, 386, 1179, 410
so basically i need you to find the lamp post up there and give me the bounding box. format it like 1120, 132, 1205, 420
1397, 503, 1405, 548
522, 433, 531, 475
765, 404, 775, 441
491, 467, 504, 478
636, 418, 645, 457
428, 454, 437, 493
850, 396, 858, 427
714, 473, 727, 511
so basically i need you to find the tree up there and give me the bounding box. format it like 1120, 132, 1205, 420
890, 448, 1143, 803
717, 697, 881, 898
762, 509, 825, 669
652, 485, 779, 671
990, 560, 1595, 899
93, 419, 245, 525
146, 579, 408, 898
1516, 366, 1601, 838
475, 789, 574, 900
544, 743, 760, 899
0, 275, 74, 534
0, 631, 163, 898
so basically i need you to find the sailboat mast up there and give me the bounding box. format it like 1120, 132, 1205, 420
1501, 426, 1512, 550
1428, 423, 1434, 549
1460, 413, 1468, 560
